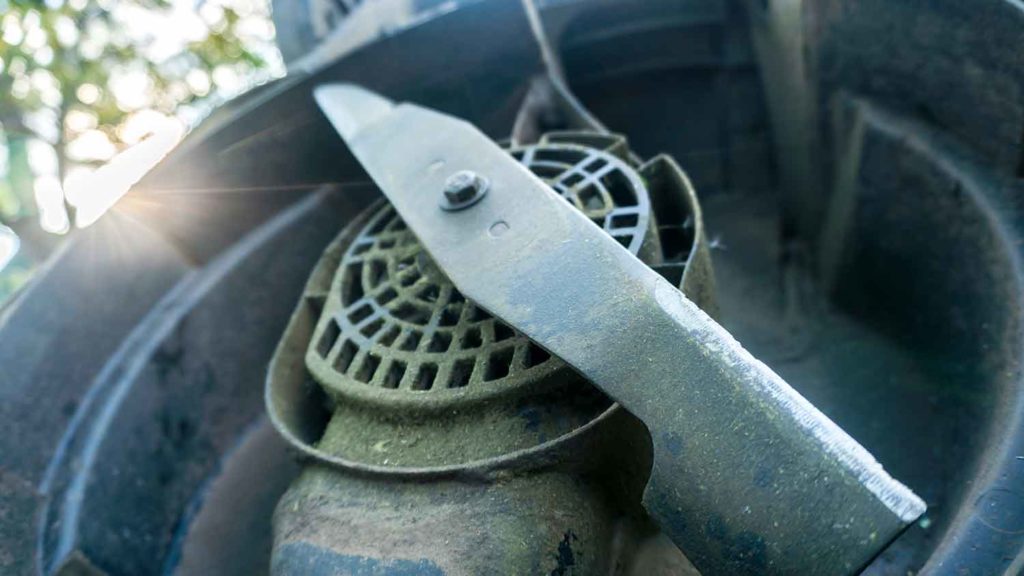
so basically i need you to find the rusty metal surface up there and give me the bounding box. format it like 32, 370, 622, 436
315, 84, 926, 575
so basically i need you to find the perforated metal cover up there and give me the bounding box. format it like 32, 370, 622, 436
305, 140, 654, 407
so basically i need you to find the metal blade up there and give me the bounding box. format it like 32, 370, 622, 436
315, 84, 925, 575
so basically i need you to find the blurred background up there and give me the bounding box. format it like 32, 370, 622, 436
0, 0, 284, 303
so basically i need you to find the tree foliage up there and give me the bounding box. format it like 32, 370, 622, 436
0, 0, 277, 300
0, 0, 274, 224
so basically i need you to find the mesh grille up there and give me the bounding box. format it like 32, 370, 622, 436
509, 144, 650, 253
313, 204, 555, 391
307, 141, 652, 400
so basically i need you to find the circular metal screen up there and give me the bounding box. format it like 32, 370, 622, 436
306, 142, 653, 404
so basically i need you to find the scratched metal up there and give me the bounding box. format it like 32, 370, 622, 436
314, 84, 926, 576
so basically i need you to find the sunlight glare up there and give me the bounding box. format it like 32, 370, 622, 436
65, 115, 184, 228
0, 226, 19, 272
34, 174, 70, 233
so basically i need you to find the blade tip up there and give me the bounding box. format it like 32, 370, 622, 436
313, 83, 395, 141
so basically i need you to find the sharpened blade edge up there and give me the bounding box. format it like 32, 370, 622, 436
654, 280, 926, 523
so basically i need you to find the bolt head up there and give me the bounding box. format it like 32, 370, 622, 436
441, 170, 488, 210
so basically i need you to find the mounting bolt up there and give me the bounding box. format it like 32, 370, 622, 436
440, 170, 489, 211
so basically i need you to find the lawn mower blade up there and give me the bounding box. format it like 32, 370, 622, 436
314, 84, 926, 575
